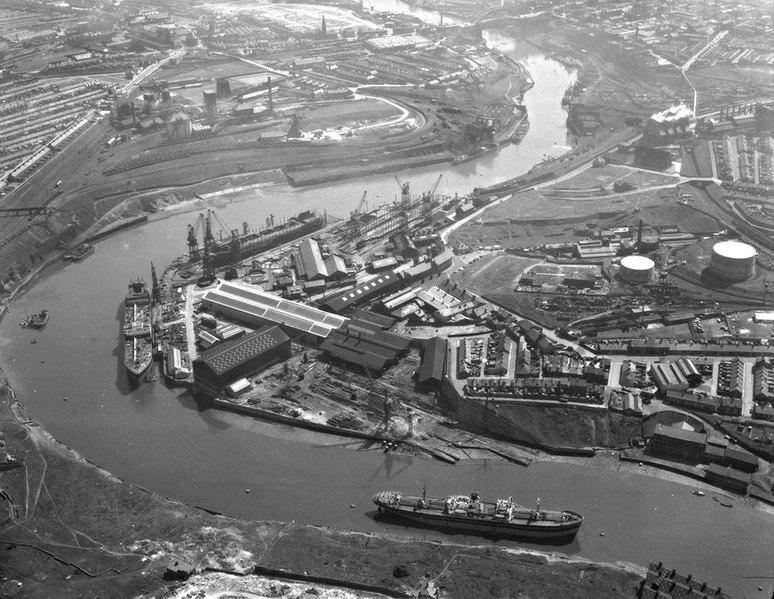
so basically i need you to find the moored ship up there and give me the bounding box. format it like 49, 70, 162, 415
187, 210, 326, 268
373, 490, 582, 541
64, 243, 95, 262
122, 278, 153, 382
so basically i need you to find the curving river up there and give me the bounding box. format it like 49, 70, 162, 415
0, 6, 772, 596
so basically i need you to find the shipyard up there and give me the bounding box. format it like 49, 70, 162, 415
0, 0, 773, 597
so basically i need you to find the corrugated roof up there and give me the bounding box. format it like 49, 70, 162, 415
199, 326, 289, 376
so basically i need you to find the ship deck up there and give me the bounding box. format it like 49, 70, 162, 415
375, 492, 580, 526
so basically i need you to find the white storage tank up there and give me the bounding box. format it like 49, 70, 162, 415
709, 241, 756, 282
620, 255, 655, 284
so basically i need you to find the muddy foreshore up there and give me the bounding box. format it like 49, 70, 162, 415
0, 379, 644, 598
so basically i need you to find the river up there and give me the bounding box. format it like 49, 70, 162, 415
0, 5, 771, 596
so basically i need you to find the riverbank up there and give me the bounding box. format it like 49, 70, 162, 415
0, 379, 644, 598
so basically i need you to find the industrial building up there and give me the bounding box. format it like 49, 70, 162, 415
649, 361, 690, 393
167, 112, 191, 140
704, 463, 751, 493
200, 280, 348, 340
320, 271, 403, 314
320, 317, 410, 372
649, 424, 706, 462
193, 325, 291, 397
292, 238, 348, 281
619, 255, 655, 283
416, 336, 447, 389
708, 240, 757, 282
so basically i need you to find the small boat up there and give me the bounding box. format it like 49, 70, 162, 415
691, 490, 705, 497
20, 309, 48, 329
719, 501, 733, 508
712, 496, 720, 502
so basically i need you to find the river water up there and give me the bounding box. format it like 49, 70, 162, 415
0, 6, 771, 596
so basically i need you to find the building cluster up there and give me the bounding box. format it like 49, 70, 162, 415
649, 423, 757, 492
0, 78, 108, 185
544, 0, 771, 69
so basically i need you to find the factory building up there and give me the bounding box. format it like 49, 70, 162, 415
649, 424, 706, 462
167, 112, 191, 141
619, 255, 654, 283
193, 325, 291, 397
320, 271, 403, 314
416, 336, 447, 389
292, 238, 348, 281
708, 240, 757, 283
650, 361, 690, 393
320, 317, 410, 372
705, 463, 750, 493
200, 280, 348, 340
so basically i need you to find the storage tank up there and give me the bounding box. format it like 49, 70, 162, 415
709, 240, 756, 282
619, 255, 654, 284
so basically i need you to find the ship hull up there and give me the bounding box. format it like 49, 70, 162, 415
206, 215, 325, 267
373, 494, 582, 541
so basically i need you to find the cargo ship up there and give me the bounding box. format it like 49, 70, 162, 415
188, 210, 326, 268
373, 490, 582, 541
122, 278, 153, 382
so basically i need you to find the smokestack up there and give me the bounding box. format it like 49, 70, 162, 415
267, 76, 273, 113
637, 219, 643, 246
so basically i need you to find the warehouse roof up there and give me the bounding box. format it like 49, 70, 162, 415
202, 280, 347, 338
321, 271, 402, 313
320, 321, 409, 371
350, 309, 396, 330
198, 326, 289, 376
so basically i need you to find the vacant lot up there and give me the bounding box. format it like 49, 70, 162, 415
297, 98, 403, 131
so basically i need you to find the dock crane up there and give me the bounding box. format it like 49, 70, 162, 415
349, 190, 368, 239
394, 175, 410, 202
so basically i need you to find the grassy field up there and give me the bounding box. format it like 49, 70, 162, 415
546, 165, 678, 191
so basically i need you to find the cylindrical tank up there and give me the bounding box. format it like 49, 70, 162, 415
619, 255, 654, 284
709, 240, 756, 282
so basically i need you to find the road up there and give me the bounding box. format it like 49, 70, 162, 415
681, 30, 728, 71
118, 48, 186, 97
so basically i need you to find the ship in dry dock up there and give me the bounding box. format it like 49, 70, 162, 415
186, 209, 326, 268
122, 278, 153, 382
373, 490, 582, 541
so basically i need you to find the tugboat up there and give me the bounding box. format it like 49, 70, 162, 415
122, 278, 153, 382
20, 309, 48, 329
373, 489, 583, 541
